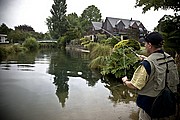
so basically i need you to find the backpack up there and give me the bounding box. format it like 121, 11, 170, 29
150, 85, 177, 118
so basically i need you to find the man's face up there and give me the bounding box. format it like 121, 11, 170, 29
144, 42, 152, 55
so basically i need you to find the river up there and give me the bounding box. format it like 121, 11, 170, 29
0, 49, 138, 120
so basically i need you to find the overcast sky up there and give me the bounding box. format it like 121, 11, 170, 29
0, 0, 177, 33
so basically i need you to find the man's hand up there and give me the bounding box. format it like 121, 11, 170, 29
137, 54, 147, 61
122, 76, 128, 83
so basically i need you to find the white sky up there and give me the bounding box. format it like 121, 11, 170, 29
0, 0, 177, 33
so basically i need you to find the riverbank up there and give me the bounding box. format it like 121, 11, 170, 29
66, 45, 90, 53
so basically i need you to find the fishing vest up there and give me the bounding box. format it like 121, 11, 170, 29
137, 52, 179, 97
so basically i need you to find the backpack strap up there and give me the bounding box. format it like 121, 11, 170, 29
163, 53, 169, 87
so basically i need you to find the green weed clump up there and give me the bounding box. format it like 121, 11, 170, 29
23, 37, 39, 51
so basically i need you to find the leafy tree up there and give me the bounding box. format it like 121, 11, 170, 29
135, 0, 180, 13
8, 30, 29, 43
155, 15, 180, 56
46, 0, 68, 39
0, 23, 12, 34
15, 24, 35, 32
80, 5, 102, 35
66, 13, 82, 40
43, 32, 52, 40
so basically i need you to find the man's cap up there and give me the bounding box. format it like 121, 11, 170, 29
144, 32, 163, 45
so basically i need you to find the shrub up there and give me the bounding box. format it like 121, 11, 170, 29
101, 47, 140, 78
88, 44, 112, 70
96, 33, 107, 42
86, 42, 99, 52
114, 39, 140, 50
57, 36, 66, 48
90, 44, 112, 59
23, 37, 39, 51
100, 37, 119, 47
0, 47, 7, 61
80, 37, 91, 46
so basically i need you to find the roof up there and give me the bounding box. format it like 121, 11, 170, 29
106, 17, 143, 29
92, 22, 102, 30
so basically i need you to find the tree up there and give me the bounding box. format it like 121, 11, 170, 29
46, 0, 68, 39
80, 5, 102, 35
66, 13, 82, 40
135, 0, 180, 13
23, 37, 39, 51
155, 15, 180, 56
8, 30, 29, 43
0, 23, 12, 35
15, 25, 35, 32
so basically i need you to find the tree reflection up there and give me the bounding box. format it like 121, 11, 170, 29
48, 49, 101, 107
101, 75, 137, 106
48, 49, 137, 108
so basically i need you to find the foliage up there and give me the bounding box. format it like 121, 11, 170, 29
88, 43, 112, 70
8, 30, 29, 43
46, 0, 68, 39
69, 39, 81, 45
15, 24, 35, 32
90, 44, 112, 59
88, 56, 107, 69
96, 33, 107, 42
64, 28, 80, 44
57, 36, 66, 48
66, 13, 82, 38
100, 37, 119, 47
114, 39, 141, 50
23, 37, 39, 51
43, 32, 52, 40
80, 36, 91, 46
39, 43, 57, 48
135, 0, 180, 13
101, 47, 140, 78
86, 42, 99, 52
0, 46, 7, 61
155, 15, 180, 55
0, 23, 12, 35
0, 45, 27, 61
80, 5, 102, 35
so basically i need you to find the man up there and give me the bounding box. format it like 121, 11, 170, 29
122, 32, 179, 120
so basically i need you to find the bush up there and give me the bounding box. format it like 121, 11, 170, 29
23, 37, 39, 51
13, 44, 28, 53
96, 33, 107, 42
100, 37, 119, 47
101, 47, 140, 78
0, 47, 7, 61
80, 36, 91, 46
90, 44, 112, 59
114, 39, 140, 50
88, 44, 112, 70
86, 42, 99, 52
57, 36, 66, 48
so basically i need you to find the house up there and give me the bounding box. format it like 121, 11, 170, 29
91, 21, 103, 34
92, 17, 147, 40
0, 34, 9, 43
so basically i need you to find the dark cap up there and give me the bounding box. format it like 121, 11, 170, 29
144, 32, 163, 46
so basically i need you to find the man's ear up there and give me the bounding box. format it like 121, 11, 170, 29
148, 42, 152, 48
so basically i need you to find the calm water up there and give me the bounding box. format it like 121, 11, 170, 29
0, 49, 138, 120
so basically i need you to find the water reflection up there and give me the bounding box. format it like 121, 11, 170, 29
48, 49, 137, 109
48, 49, 101, 107
0, 48, 138, 120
